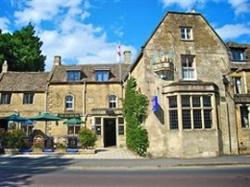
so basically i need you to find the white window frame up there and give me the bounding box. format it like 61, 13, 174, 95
181, 55, 196, 80
180, 27, 193, 40
109, 95, 117, 108
65, 95, 74, 111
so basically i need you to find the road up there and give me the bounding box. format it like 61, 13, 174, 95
0, 156, 250, 186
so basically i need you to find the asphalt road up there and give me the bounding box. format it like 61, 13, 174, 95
1, 165, 250, 187
1, 156, 250, 187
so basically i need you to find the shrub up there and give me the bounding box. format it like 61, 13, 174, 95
4, 129, 26, 149
55, 143, 66, 149
79, 127, 97, 149
123, 77, 149, 156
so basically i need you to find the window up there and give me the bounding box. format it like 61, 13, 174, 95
240, 106, 249, 128
231, 49, 245, 61
109, 95, 117, 108
95, 117, 101, 135
181, 55, 195, 80
170, 95, 213, 130
180, 27, 193, 40
65, 95, 74, 111
169, 96, 178, 129
234, 77, 242, 94
67, 71, 81, 81
68, 125, 81, 135
96, 70, 109, 81
118, 117, 124, 135
0, 93, 11, 104
183, 95, 212, 129
23, 93, 34, 104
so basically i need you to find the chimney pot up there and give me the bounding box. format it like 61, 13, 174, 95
54, 56, 61, 66
124, 50, 131, 64
2, 60, 8, 73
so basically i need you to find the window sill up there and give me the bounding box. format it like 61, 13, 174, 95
180, 39, 194, 42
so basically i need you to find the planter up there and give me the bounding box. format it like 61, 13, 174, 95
32, 147, 43, 154
55, 148, 66, 154
79, 148, 96, 154
4, 148, 19, 155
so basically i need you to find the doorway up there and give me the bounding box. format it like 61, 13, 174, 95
103, 118, 116, 147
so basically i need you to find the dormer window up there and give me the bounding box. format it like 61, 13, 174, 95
67, 71, 81, 81
95, 70, 109, 81
231, 49, 245, 61
180, 27, 193, 40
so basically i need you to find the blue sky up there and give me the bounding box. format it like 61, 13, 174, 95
0, 0, 250, 70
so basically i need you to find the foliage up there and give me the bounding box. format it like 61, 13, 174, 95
0, 24, 46, 72
55, 143, 66, 149
3, 129, 26, 149
123, 77, 149, 156
79, 127, 97, 149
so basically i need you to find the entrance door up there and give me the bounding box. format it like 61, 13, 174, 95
104, 118, 116, 147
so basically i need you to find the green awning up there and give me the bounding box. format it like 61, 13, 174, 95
63, 118, 84, 125
30, 112, 61, 121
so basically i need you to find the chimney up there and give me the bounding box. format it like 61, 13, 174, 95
124, 50, 131, 64
2, 60, 8, 73
54, 55, 61, 66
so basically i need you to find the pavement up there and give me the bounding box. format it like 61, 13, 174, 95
1, 148, 250, 169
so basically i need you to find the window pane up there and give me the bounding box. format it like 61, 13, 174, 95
95, 117, 101, 125
67, 71, 81, 81
240, 106, 249, 128
193, 110, 202, 129
181, 95, 190, 107
234, 78, 241, 94
204, 109, 212, 128
23, 93, 34, 104
203, 96, 211, 107
182, 110, 191, 129
169, 96, 177, 108
95, 125, 101, 135
109, 95, 117, 108
75, 126, 80, 134
0, 93, 11, 104
96, 70, 109, 81
192, 96, 201, 107
118, 117, 124, 124
232, 49, 245, 61
118, 125, 124, 135
169, 110, 178, 129
68, 126, 74, 134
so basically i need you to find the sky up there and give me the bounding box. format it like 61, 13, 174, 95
0, 0, 250, 70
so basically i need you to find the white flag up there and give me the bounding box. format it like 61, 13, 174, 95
116, 45, 121, 63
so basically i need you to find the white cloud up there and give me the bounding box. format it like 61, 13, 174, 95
160, 0, 208, 9
0, 17, 10, 33
227, 0, 250, 15
14, 0, 136, 70
216, 23, 250, 40
160, 0, 250, 15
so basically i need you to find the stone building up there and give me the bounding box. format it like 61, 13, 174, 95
0, 60, 49, 134
46, 56, 129, 147
227, 42, 250, 154
125, 11, 238, 158
0, 11, 249, 158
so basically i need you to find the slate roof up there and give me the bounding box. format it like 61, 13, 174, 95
0, 72, 49, 92
50, 63, 130, 83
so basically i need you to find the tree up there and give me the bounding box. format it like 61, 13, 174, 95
0, 24, 46, 72
123, 77, 149, 156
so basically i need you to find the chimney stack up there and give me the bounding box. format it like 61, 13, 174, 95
54, 56, 61, 66
2, 60, 8, 73
124, 50, 131, 64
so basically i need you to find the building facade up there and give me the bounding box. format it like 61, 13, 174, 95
126, 12, 239, 158
227, 42, 250, 154
0, 11, 249, 158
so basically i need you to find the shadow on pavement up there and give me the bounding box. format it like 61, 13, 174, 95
0, 156, 75, 187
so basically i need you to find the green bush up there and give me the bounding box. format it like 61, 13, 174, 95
123, 77, 149, 157
4, 129, 26, 149
79, 128, 97, 149
55, 143, 66, 149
